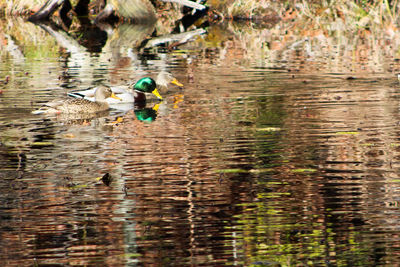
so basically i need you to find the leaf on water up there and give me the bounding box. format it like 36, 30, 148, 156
69, 184, 88, 189
31, 141, 54, 147
64, 133, 75, 138
122, 253, 142, 259
335, 131, 359, 135
292, 168, 317, 173
97, 173, 112, 186
256, 127, 282, 132
100, 173, 112, 186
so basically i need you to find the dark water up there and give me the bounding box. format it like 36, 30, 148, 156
1, 18, 400, 266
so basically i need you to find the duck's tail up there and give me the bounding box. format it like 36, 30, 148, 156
67, 92, 86, 98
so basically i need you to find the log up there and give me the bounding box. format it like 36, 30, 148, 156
160, 0, 206, 10
29, 0, 206, 23
28, 0, 65, 21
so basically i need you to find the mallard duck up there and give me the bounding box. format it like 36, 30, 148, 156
32, 86, 121, 114
154, 71, 184, 89
68, 72, 183, 105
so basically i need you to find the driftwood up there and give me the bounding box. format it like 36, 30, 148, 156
145, 29, 206, 48
38, 23, 87, 53
37, 20, 205, 53
29, 0, 69, 21
95, 0, 157, 23
160, 0, 205, 10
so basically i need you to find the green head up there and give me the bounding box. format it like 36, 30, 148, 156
134, 77, 162, 99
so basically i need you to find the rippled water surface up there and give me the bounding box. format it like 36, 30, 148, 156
2, 17, 400, 266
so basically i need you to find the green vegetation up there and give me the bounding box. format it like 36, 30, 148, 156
230, 194, 373, 266
0, 18, 59, 59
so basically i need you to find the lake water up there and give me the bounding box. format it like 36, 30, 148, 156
1, 17, 400, 266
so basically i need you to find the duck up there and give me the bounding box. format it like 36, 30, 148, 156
68, 72, 183, 105
154, 71, 184, 89
32, 86, 121, 114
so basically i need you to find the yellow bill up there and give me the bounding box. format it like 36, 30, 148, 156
152, 88, 163, 100
152, 103, 161, 111
171, 78, 183, 87
111, 92, 122, 101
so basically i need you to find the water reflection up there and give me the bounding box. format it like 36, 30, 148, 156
2, 14, 400, 266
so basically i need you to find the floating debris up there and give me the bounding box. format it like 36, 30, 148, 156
69, 184, 88, 190
256, 127, 282, 132
31, 141, 54, 147
100, 173, 112, 186
122, 185, 128, 196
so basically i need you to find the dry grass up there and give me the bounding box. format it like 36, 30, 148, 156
0, 17, 59, 58
226, 0, 271, 18
0, 0, 85, 16
2, 0, 400, 75
0, 0, 42, 15
184, 0, 400, 74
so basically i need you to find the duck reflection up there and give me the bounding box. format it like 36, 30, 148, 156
43, 110, 117, 125
134, 103, 160, 122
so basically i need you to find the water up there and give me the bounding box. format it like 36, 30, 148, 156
1, 17, 400, 266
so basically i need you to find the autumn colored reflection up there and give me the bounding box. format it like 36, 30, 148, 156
2, 8, 400, 266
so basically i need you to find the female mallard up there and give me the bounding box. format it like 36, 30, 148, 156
32, 86, 121, 114
68, 72, 183, 104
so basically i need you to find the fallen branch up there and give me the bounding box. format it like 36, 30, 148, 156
145, 28, 206, 48
160, 0, 206, 10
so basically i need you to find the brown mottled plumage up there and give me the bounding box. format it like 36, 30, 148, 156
32, 86, 121, 114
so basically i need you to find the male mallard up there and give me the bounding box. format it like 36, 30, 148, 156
68, 72, 183, 105
32, 86, 121, 114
